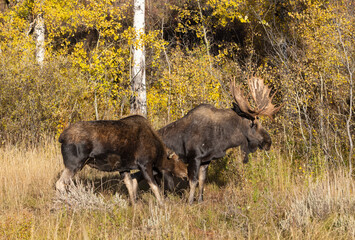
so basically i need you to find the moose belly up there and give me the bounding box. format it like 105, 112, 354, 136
87, 153, 131, 172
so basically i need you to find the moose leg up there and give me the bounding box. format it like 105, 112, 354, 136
57, 143, 89, 192
121, 171, 137, 205
139, 164, 163, 205
56, 168, 75, 192
241, 139, 251, 163
187, 159, 201, 204
197, 164, 209, 202
129, 172, 139, 197
132, 178, 138, 198
161, 171, 175, 192
188, 181, 198, 205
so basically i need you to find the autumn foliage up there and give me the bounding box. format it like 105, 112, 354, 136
0, 1, 354, 239
0, 0, 353, 169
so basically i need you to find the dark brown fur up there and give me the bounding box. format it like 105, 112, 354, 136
56, 115, 187, 205
158, 104, 272, 203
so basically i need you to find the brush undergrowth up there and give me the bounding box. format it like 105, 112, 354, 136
0, 139, 354, 239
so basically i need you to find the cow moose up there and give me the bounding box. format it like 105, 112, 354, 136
158, 77, 283, 204
55, 115, 187, 205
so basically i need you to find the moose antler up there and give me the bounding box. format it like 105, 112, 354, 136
247, 77, 283, 119
230, 77, 259, 120
230, 77, 283, 120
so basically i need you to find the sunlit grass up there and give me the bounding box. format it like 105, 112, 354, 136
0, 140, 354, 239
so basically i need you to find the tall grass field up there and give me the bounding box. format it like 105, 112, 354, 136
0, 138, 354, 239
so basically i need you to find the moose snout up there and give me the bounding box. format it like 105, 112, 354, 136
259, 131, 272, 151
263, 143, 271, 151
260, 139, 271, 151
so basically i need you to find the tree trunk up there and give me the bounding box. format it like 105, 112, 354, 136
130, 0, 146, 116
0, 0, 9, 12
34, 14, 45, 67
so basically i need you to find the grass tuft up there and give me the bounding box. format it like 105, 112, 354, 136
53, 180, 128, 211
281, 170, 355, 237
1, 141, 354, 239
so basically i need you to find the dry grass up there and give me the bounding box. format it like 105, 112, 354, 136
281, 170, 355, 238
0, 139, 62, 211
0, 139, 354, 239
53, 181, 128, 211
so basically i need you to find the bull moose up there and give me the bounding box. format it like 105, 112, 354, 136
158, 77, 283, 204
55, 115, 187, 205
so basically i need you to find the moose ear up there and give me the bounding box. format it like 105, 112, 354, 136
167, 150, 177, 159
232, 102, 255, 121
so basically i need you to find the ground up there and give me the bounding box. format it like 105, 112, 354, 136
0, 140, 354, 239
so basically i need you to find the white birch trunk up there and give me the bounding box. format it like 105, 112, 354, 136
34, 14, 45, 66
131, 0, 146, 116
